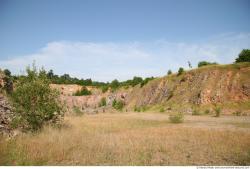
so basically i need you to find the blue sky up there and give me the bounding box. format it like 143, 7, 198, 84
0, 0, 250, 81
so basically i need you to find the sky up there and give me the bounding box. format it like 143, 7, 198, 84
0, 0, 250, 82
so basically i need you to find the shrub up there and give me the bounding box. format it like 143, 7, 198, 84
73, 106, 84, 116
112, 99, 124, 111
214, 106, 221, 117
141, 106, 146, 112
10, 64, 64, 131
134, 106, 140, 112
101, 86, 109, 93
98, 97, 106, 107
112, 99, 117, 107
233, 111, 242, 116
198, 61, 218, 67
131, 76, 143, 87
177, 67, 184, 76
192, 108, 201, 115
204, 109, 210, 114
159, 107, 165, 112
235, 49, 250, 63
73, 87, 91, 96
140, 77, 154, 87
169, 112, 184, 123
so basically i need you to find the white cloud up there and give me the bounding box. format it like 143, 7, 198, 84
0, 33, 250, 82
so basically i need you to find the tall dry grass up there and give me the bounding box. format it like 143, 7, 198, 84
1, 113, 250, 165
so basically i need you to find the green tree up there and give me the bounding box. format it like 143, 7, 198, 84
188, 61, 192, 68
3, 69, 13, 94
177, 67, 184, 76
47, 69, 54, 79
167, 70, 172, 75
235, 49, 250, 63
110, 79, 119, 90
11, 64, 64, 131
3, 69, 11, 77
131, 76, 143, 87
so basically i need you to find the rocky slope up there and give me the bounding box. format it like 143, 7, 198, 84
126, 63, 250, 113
52, 63, 250, 114
0, 71, 14, 136
0, 94, 14, 135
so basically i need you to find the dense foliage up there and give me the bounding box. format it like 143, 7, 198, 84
167, 70, 172, 75
10, 65, 64, 131
198, 61, 218, 67
2, 69, 13, 94
235, 49, 250, 63
177, 67, 184, 76
112, 99, 124, 111
73, 87, 92, 96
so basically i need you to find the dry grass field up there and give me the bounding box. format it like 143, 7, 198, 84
1, 112, 250, 165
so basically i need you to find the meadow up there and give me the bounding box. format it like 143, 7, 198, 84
1, 112, 250, 165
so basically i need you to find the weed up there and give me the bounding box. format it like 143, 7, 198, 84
214, 106, 221, 117
169, 112, 184, 123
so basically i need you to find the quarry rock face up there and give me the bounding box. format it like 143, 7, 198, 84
0, 71, 16, 137
51, 84, 127, 113
126, 64, 250, 110
0, 94, 14, 136
50, 64, 250, 114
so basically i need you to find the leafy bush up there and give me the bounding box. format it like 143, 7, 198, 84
235, 49, 250, 63
98, 97, 106, 107
10, 64, 64, 131
112, 99, 117, 107
140, 77, 154, 87
198, 61, 218, 67
192, 108, 201, 115
141, 106, 147, 112
177, 67, 184, 76
112, 99, 124, 111
73, 87, 92, 96
214, 106, 221, 117
101, 86, 109, 93
73, 106, 84, 116
233, 111, 242, 116
159, 107, 165, 112
204, 109, 210, 114
134, 106, 141, 112
169, 112, 184, 123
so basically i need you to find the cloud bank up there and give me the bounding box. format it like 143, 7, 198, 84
0, 32, 250, 82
